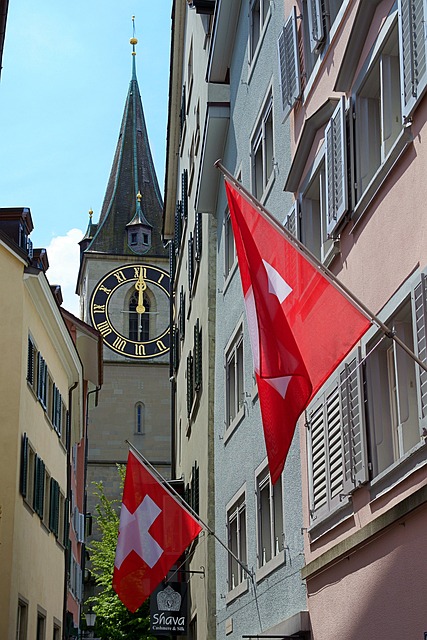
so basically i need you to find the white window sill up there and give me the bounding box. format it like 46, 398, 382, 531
255, 549, 285, 583
223, 260, 238, 295
224, 405, 245, 444
226, 577, 249, 605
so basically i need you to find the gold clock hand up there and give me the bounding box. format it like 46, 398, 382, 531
135, 267, 147, 314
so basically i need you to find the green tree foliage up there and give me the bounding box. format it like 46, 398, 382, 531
88, 467, 156, 640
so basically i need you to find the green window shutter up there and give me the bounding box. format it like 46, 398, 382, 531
27, 337, 34, 385
182, 169, 188, 221
187, 354, 194, 417
194, 463, 199, 515
195, 212, 202, 262
179, 287, 185, 339
169, 240, 176, 286
174, 201, 183, 251
180, 85, 186, 136
63, 497, 70, 547
49, 478, 59, 533
194, 319, 202, 390
188, 234, 194, 292
20, 433, 29, 497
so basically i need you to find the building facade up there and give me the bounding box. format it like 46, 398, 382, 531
164, 2, 218, 638
280, 0, 427, 637
0, 208, 85, 640
209, 2, 309, 638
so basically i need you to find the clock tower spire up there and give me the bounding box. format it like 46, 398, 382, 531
84, 23, 166, 257
77, 23, 171, 596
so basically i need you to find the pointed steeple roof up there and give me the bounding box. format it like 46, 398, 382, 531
87, 30, 165, 256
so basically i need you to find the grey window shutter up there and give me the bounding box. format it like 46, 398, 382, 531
340, 349, 368, 490
278, 7, 301, 119
398, 0, 427, 119
308, 395, 328, 516
20, 433, 28, 497
325, 96, 348, 238
283, 201, 299, 238
307, 0, 325, 53
308, 379, 344, 520
412, 272, 427, 428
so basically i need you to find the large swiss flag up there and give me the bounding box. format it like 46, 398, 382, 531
112, 451, 202, 612
224, 180, 371, 484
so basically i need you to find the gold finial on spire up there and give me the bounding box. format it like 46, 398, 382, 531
89, 208, 93, 219
137, 191, 142, 202
130, 16, 138, 54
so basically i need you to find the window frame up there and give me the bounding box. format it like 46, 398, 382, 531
251, 89, 275, 201
255, 461, 285, 580
224, 321, 245, 439
226, 486, 248, 600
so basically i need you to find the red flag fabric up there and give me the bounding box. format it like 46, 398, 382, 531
224, 180, 370, 484
113, 451, 202, 612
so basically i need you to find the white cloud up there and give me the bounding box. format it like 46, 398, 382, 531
46, 229, 83, 317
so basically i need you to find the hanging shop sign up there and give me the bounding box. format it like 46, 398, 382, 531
150, 582, 188, 636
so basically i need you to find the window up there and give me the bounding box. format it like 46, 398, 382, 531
53, 624, 61, 640
256, 466, 284, 567
225, 326, 244, 429
142, 232, 150, 245
16, 599, 28, 640
36, 612, 46, 640
43, 467, 51, 529
184, 462, 200, 516
135, 402, 145, 434
352, 14, 401, 203
250, 0, 270, 61
20, 434, 36, 507
307, 271, 427, 523
227, 492, 247, 591
129, 291, 150, 342
365, 296, 422, 476
130, 232, 137, 245
224, 208, 236, 279
251, 93, 274, 199
189, 616, 197, 640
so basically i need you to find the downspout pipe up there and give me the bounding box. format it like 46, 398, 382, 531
63, 380, 79, 640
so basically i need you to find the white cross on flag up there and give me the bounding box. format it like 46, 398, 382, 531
113, 450, 202, 612
224, 179, 370, 484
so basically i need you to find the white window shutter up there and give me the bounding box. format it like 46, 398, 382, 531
340, 349, 368, 490
307, 0, 325, 53
277, 7, 301, 119
325, 96, 348, 238
412, 272, 427, 428
283, 201, 299, 238
398, 0, 427, 119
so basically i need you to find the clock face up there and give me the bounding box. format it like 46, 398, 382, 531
90, 264, 171, 360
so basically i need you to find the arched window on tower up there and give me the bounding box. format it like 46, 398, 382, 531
129, 291, 150, 342
135, 402, 145, 435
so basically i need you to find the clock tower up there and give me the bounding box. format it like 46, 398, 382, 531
76, 33, 171, 517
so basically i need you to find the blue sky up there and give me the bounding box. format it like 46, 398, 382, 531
0, 0, 171, 314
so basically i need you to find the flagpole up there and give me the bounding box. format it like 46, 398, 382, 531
125, 440, 254, 579
215, 160, 427, 374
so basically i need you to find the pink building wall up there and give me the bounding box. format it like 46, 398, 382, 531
286, 0, 427, 636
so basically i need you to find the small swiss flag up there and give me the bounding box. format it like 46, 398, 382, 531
112, 451, 202, 612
